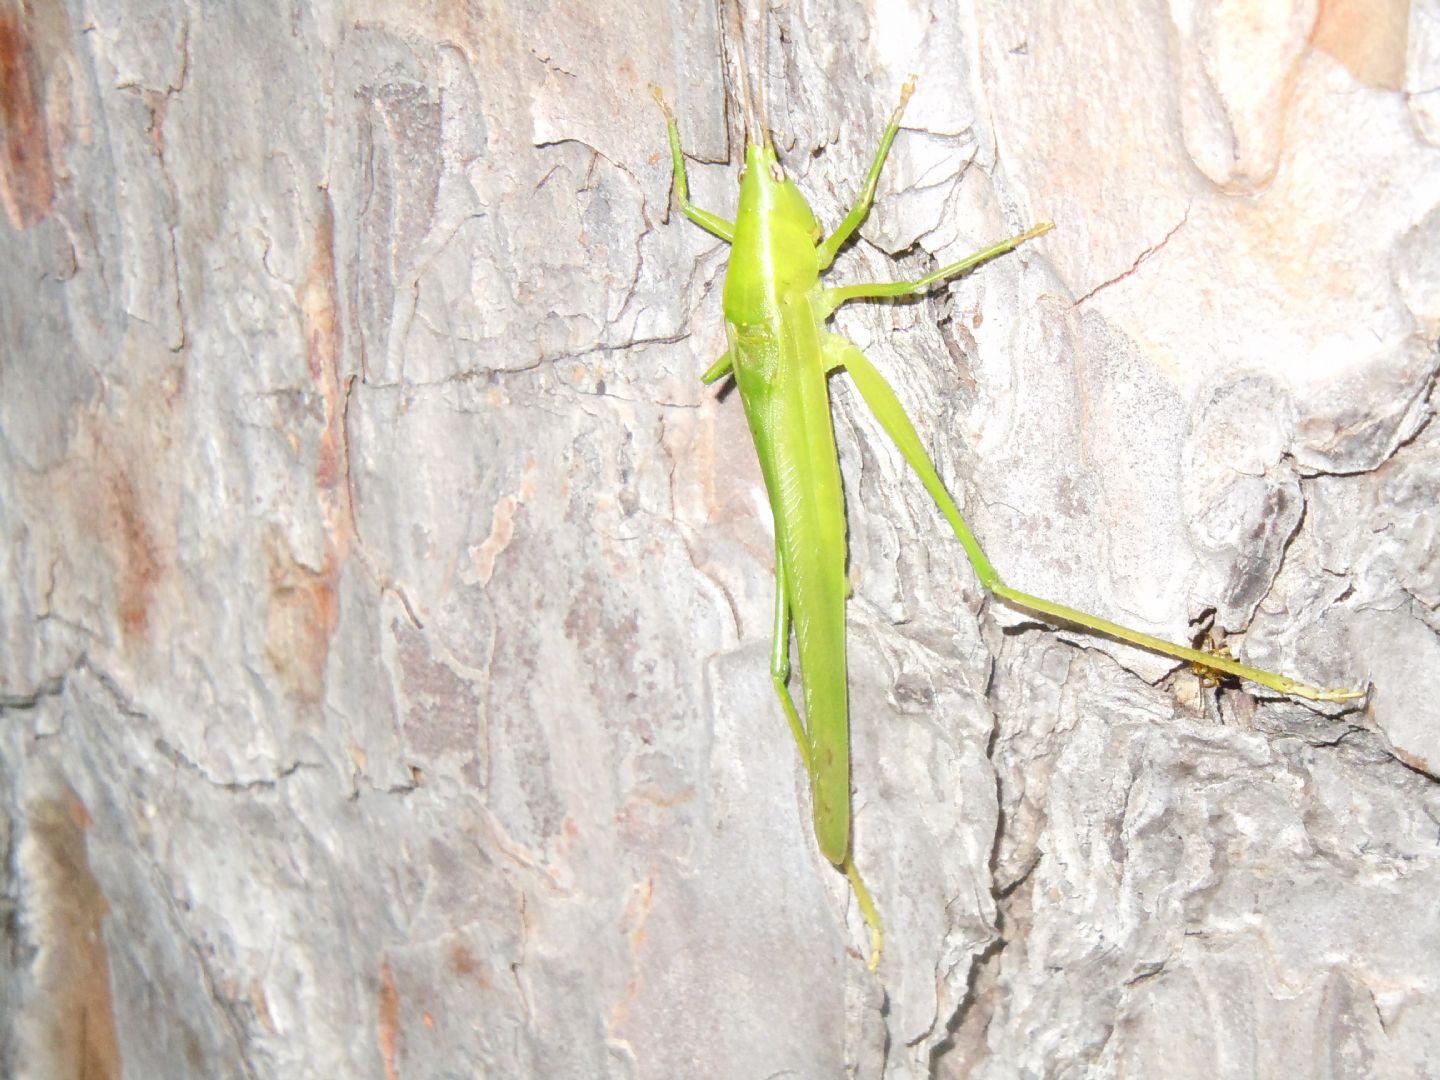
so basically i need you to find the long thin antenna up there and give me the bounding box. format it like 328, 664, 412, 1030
754, 1, 772, 149
727, 0, 760, 148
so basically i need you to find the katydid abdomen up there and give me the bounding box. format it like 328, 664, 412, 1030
730, 286, 852, 867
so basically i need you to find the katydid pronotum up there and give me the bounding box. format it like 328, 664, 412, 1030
654, 75, 1364, 971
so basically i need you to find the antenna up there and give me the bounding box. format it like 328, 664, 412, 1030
727, 0, 761, 148
754, 1, 772, 149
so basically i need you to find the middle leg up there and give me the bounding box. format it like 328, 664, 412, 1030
819, 222, 1052, 318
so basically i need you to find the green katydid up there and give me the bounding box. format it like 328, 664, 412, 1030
653, 70, 1363, 971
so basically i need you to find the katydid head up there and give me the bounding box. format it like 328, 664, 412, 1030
736, 141, 820, 244
723, 141, 822, 327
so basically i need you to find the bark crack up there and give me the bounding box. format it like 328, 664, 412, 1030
1072, 207, 1191, 308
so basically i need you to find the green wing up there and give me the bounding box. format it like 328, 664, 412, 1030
733, 298, 851, 865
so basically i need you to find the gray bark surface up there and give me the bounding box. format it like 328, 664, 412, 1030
2, 1, 1438, 1077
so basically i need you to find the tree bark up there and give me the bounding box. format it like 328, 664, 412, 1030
2, 1, 1438, 1076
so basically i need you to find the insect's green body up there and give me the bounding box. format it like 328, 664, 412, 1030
654, 79, 1362, 971
725, 142, 851, 861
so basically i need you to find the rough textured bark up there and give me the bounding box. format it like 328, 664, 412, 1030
2, 1, 1438, 1077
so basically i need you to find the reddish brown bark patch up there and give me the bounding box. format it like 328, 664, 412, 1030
377, 957, 402, 1080
0, 10, 55, 228
260, 198, 352, 703
22, 790, 122, 1079
263, 533, 340, 703
108, 468, 162, 648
